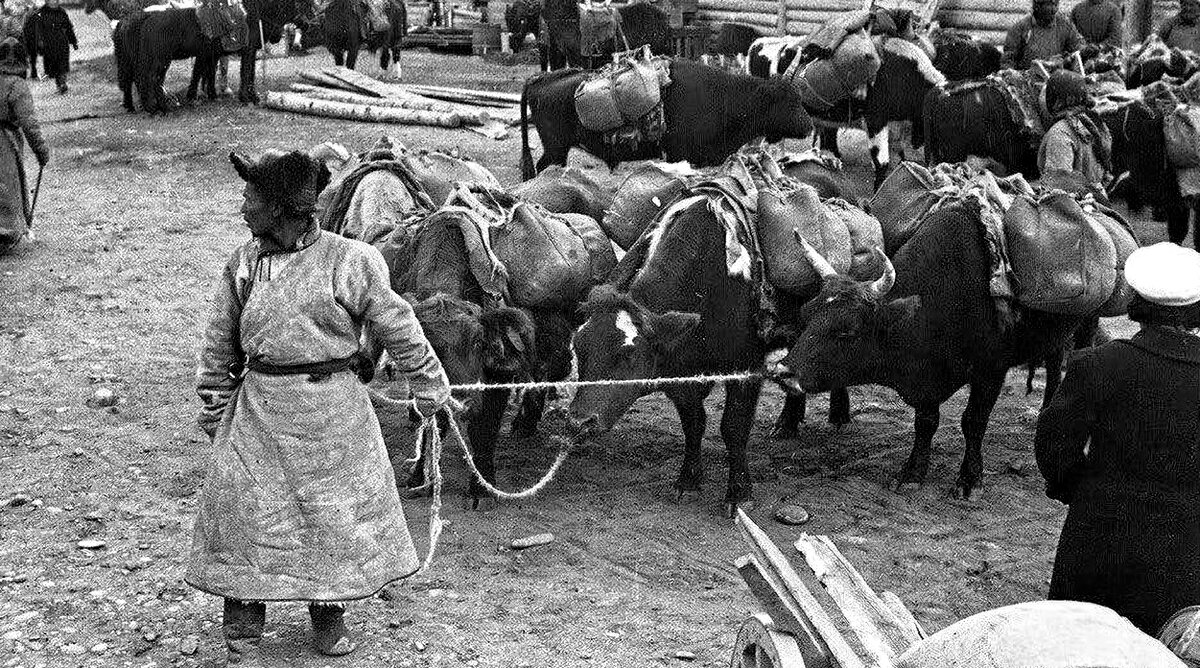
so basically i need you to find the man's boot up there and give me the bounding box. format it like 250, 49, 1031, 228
309, 603, 357, 656
223, 598, 266, 666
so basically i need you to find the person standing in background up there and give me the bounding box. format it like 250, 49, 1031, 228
32, 0, 76, 94
1071, 0, 1124, 48
1003, 0, 1085, 68
0, 36, 48, 255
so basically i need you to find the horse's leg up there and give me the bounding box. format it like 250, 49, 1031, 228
332, 47, 344, 66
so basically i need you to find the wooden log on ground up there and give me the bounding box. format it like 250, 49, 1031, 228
936, 0, 1028, 13
299, 70, 364, 93
736, 510, 866, 668
702, 0, 783, 13
264, 91, 463, 128
400, 83, 522, 105
794, 535, 922, 662
288, 83, 496, 125
736, 555, 838, 668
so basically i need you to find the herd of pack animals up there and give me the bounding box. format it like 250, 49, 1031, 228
12, 0, 1196, 515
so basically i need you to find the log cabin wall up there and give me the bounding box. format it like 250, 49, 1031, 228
689, 0, 1181, 44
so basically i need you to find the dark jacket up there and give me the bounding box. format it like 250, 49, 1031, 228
30, 7, 77, 78
1036, 326, 1200, 635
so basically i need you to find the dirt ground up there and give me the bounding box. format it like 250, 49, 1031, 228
0, 10, 1171, 668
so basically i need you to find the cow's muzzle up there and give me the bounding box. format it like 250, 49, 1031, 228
765, 349, 805, 396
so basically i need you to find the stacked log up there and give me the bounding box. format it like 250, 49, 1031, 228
269, 66, 519, 135
264, 92, 463, 127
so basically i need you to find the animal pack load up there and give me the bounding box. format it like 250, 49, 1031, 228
1089, 203, 1139, 316
1003, 191, 1117, 316
404, 150, 500, 206
757, 182, 884, 295
896, 600, 1186, 668
783, 10, 880, 112
413, 184, 617, 309
1164, 105, 1200, 169
574, 47, 672, 144
603, 161, 698, 249
869, 161, 949, 255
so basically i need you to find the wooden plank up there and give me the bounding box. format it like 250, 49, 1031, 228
736, 510, 867, 668
298, 70, 364, 94
879, 591, 927, 641
736, 553, 835, 668
794, 535, 921, 661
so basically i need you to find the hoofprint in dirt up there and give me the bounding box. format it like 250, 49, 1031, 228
0, 10, 1162, 668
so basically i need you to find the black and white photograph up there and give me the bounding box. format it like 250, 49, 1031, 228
2, 0, 1200, 665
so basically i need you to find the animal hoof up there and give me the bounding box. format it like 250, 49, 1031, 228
510, 421, 538, 438
722, 499, 755, 519
674, 489, 702, 504
768, 425, 799, 440
468, 495, 497, 512
953, 479, 983, 501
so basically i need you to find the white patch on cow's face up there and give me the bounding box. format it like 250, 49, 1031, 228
615, 310, 639, 347
869, 125, 890, 169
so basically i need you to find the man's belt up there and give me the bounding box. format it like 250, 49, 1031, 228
246, 354, 361, 382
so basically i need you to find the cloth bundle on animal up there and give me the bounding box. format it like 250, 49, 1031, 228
574, 48, 672, 146
401, 183, 618, 310
896, 601, 1185, 668
1004, 189, 1138, 316
603, 161, 699, 249
784, 10, 880, 112
196, 0, 247, 51
758, 182, 883, 295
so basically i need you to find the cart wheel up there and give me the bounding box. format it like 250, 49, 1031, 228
730, 612, 806, 668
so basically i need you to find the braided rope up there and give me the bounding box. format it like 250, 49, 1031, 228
369, 368, 765, 571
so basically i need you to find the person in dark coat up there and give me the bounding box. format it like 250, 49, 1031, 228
1036, 241, 1200, 636
32, 0, 77, 94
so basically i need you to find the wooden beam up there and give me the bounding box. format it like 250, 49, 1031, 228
736, 510, 867, 668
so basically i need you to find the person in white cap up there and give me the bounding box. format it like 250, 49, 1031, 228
1036, 241, 1200, 636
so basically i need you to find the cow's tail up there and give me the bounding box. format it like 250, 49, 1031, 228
520, 77, 535, 181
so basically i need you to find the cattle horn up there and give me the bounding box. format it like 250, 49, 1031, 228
868, 247, 895, 297
793, 229, 838, 279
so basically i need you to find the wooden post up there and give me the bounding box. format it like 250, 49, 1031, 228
777, 0, 788, 35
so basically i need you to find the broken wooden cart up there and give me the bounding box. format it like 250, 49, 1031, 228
730, 510, 927, 668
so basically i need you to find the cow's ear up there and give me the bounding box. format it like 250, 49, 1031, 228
877, 296, 920, 340
646, 312, 701, 355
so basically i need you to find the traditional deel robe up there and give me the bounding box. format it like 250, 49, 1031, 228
0, 73, 45, 253
33, 6, 76, 78
1004, 13, 1085, 68
1037, 113, 1112, 198
1036, 327, 1200, 635
186, 230, 450, 602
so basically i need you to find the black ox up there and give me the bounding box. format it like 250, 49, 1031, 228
520, 59, 813, 179
307, 0, 407, 71
772, 199, 1091, 497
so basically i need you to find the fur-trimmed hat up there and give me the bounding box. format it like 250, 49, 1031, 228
230, 150, 331, 217
0, 37, 27, 77
1045, 70, 1091, 115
